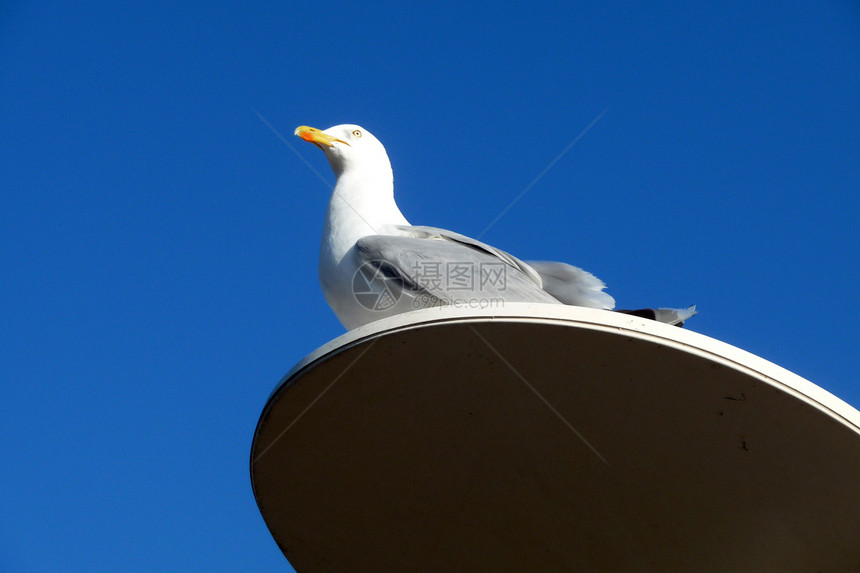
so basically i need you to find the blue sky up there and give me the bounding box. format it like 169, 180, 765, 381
2, 1, 858, 571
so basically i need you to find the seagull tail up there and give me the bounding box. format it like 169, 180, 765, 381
617, 305, 697, 327
525, 260, 616, 310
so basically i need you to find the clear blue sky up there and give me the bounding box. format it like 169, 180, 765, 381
2, 2, 858, 571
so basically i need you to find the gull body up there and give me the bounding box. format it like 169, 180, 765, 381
295, 124, 696, 330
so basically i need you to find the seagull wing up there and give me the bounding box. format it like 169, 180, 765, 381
354, 228, 560, 306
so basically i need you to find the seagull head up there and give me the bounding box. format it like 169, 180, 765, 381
294, 124, 390, 178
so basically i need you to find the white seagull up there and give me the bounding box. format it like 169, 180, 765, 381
295, 123, 696, 331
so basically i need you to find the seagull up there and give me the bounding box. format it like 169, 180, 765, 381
295, 123, 696, 331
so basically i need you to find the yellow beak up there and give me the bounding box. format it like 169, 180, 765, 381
294, 126, 348, 149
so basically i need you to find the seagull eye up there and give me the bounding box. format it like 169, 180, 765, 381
352, 129, 362, 138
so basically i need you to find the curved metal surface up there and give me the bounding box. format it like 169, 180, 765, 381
251, 304, 860, 572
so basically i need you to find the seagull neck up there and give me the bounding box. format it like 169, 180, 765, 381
322, 173, 409, 255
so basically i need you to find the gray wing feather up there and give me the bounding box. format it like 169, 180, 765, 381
398, 225, 546, 287
355, 233, 560, 305
525, 260, 616, 310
